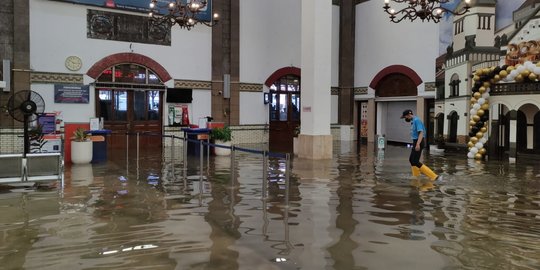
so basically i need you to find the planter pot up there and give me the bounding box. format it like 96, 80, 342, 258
214, 140, 231, 156
71, 140, 93, 164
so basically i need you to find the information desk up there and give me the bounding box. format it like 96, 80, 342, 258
181, 128, 211, 156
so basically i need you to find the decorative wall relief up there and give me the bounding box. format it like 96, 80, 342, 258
87, 9, 171, 46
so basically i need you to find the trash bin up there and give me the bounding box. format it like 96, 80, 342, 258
87, 129, 111, 163
182, 128, 211, 157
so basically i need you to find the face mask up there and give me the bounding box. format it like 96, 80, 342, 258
405, 118, 412, 123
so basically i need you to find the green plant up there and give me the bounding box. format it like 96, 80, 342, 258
211, 126, 232, 142
72, 127, 90, 142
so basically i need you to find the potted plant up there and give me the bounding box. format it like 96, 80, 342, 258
211, 126, 232, 156
71, 127, 93, 164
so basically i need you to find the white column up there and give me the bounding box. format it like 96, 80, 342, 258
298, 0, 333, 159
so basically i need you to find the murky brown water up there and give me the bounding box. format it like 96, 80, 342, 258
1, 144, 540, 270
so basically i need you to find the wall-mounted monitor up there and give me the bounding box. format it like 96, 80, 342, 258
166, 88, 192, 103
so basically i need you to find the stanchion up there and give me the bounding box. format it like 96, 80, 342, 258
183, 134, 188, 180
285, 153, 290, 208
206, 137, 210, 173
262, 150, 268, 200
126, 132, 129, 172
136, 132, 140, 180
230, 145, 236, 182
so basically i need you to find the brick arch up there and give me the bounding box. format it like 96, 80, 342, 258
87, 53, 172, 82
369, 65, 422, 89
265, 67, 301, 87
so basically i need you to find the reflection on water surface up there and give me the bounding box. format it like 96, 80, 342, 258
1, 144, 540, 269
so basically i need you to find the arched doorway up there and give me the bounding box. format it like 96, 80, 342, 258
448, 111, 458, 143
516, 110, 527, 153
268, 75, 301, 153
95, 63, 165, 150
436, 112, 444, 139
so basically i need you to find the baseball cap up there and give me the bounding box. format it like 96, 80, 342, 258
400, 109, 413, 118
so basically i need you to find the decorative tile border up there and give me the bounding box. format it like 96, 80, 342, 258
30, 72, 83, 84
354, 87, 368, 95
174, 80, 212, 89
239, 83, 263, 92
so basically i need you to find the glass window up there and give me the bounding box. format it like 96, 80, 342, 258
99, 90, 112, 121
147, 91, 160, 120
133, 91, 146, 121
114, 91, 128, 121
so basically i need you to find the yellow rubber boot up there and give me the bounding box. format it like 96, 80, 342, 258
419, 165, 439, 181
411, 166, 421, 177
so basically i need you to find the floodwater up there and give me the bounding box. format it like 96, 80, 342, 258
1, 143, 540, 270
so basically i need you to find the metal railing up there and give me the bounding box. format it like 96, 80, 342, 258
127, 131, 291, 202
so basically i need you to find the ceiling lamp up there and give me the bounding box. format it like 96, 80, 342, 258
148, 0, 219, 30
383, 0, 471, 23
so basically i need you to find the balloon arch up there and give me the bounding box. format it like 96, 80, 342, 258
467, 60, 540, 159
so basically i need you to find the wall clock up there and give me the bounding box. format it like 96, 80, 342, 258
65, 56, 82, 71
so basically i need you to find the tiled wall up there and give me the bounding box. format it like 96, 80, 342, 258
0, 129, 25, 154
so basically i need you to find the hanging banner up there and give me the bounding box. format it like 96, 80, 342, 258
54, 84, 90, 104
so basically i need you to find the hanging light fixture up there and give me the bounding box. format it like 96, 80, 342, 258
148, 0, 219, 30
383, 0, 471, 23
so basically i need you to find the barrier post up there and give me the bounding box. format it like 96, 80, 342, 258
262, 150, 268, 200
285, 153, 290, 208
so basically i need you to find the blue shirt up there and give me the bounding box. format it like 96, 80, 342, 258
410, 116, 425, 140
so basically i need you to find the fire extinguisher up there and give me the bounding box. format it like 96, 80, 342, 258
181, 106, 190, 126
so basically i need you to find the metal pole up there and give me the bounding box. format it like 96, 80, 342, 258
137, 132, 140, 180
285, 153, 290, 208
199, 139, 204, 186
126, 132, 129, 172
206, 137, 210, 172
230, 145, 236, 182
183, 134, 187, 180
262, 150, 268, 200
171, 135, 175, 163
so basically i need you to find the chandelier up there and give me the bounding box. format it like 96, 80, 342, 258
383, 0, 471, 23
148, 0, 219, 30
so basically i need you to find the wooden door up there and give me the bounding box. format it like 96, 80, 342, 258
96, 89, 163, 152
269, 76, 300, 153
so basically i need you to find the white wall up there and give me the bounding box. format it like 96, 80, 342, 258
240, 92, 267, 125
32, 84, 95, 123
30, 0, 214, 124
355, 0, 439, 90
239, 0, 301, 84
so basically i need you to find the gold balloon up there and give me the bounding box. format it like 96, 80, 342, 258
473, 92, 482, 99
481, 103, 489, 110
477, 109, 485, 116
499, 70, 508, 78
515, 74, 524, 82
473, 75, 480, 82
472, 115, 481, 122
507, 66, 515, 72
529, 72, 538, 81
479, 86, 486, 93
475, 153, 483, 160
483, 68, 491, 74
480, 127, 487, 133
468, 141, 475, 148
470, 120, 477, 126
471, 97, 477, 103
475, 69, 483, 76
479, 148, 486, 155
476, 132, 484, 139
483, 82, 491, 88
536, 62, 540, 67
494, 75, 501, 82
522, 69, 531, 77
470, 137, 479, 144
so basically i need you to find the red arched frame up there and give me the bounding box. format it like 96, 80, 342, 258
369, 65, 422, 89
87, 52, 172, 82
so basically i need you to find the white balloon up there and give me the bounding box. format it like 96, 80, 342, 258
473, 103, 481, 110
468, 152, 475, 159
470, 147, 479, 154
478, 98, 486, 105
517, 65, 526, 73
510, 69, 519, 77
480, 137, 488, 144
482, 92, 490, 99
485, 87, 490, 93
475, 142, 483, 149
526, 61, 535, 70
534, 66, 540, 75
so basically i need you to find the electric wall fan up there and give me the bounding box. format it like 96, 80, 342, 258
7, 90, 46, 156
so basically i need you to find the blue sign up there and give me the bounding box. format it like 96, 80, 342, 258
51, 0, 213, 21
54, 84, 90, 103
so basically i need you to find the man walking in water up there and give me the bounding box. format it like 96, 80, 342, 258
401, 109, 439, 181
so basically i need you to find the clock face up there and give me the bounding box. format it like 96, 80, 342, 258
65, 56, 82, 71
